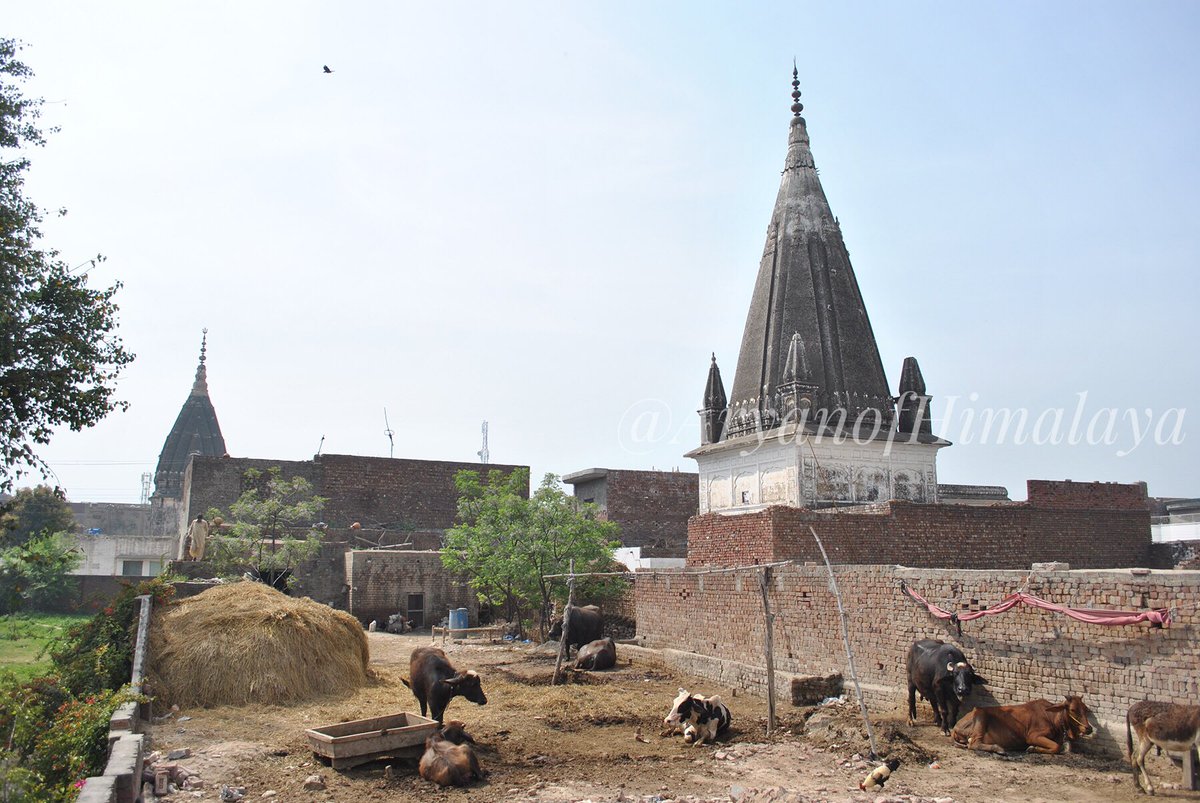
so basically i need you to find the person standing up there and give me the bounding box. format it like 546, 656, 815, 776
185, 514, 210, 561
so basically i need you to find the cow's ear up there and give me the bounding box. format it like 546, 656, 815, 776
973, 674, 987, 685
1047, 702, 1067, 712
443, 674, 465, 688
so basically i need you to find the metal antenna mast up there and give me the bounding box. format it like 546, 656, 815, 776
383, 409, 395, 459
140, 472, 152, 505
478, 420, 489, 464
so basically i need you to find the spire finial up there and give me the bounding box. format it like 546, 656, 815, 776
192, 328, 210, 396
790, 61, 804, 118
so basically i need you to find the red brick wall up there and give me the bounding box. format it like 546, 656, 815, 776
635, 565, 1200, 746
688, 484, 1151, 570
186, 454, 526, 532
603, 470, 698, 556
1026, 480, 1148, 510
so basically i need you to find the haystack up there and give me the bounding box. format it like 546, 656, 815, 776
146, 581, 370, 708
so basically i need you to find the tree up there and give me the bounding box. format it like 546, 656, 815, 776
0, 531, 82, 615
0, 39, 134, 493
443, 468, 623, 635
0, 484, 76, 547
205, 467, 327, 590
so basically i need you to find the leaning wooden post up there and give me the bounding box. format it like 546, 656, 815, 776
758, 566, 777, 735
809, 526, 879, 757
552, 559, 576, 686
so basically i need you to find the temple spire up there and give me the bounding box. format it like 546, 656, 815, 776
698, 354, 728, 446
154, 329, 226, 500
723, 75, 892, 440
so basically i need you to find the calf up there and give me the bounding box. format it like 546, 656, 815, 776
402, 646, 487, 723
548, 604, 604, 656
386, 613, 414, 634
418, 721, 483, 787
663, 688, 732, 746
951, 695, 1095, 754
574, 637, 617, 671
906, 639, 987, 735
1127, 700, 1200, 795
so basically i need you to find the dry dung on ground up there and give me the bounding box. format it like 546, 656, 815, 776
146, 581, 371, 708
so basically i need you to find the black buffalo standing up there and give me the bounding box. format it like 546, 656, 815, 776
906, 638, 986, 734
402, 646, 488, 723
548, 604, 603, 656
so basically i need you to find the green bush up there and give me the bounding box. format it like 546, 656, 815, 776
49, 576, 173, 696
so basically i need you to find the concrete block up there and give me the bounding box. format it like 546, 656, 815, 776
104, 732, 145, 803
790, 672, 844, 705
77, 775, 117, 803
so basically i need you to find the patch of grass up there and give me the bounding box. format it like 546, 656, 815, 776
0, 613, 89, 682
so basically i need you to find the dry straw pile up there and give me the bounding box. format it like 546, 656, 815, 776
147, 581, 371, 708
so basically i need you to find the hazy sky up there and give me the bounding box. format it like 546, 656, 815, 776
7, 2, 1198, 504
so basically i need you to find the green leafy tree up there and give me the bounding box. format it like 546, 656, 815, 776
206, 467, 327, 588
443, 469, 623, 636
0, 485, 76, 547
0, 39, 134, 493
0, 532, 82, 615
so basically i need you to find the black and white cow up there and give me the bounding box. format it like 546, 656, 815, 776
906, 639, 986, 735
663, 688, 732, 746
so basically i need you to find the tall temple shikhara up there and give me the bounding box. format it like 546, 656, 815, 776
152, 330, 227, 500
688, 69, 948, 511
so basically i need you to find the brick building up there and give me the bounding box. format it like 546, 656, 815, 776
178, 453, 526, 626
563, 468, 697, 557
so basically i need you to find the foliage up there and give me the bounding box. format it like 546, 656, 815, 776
0, 38, 134, 493
443, 469, 623, 636
49, 575, 173, 697
0, 532, 81, 615
0, 485, 76, 547
205, 467, 327, 585
0, 672, 141, 802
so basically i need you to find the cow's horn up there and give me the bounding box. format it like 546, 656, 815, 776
955, 662, 967, 669
946, 661, 955, 672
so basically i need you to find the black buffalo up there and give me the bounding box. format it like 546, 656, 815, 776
574, 637, 617, 671
402, 646, 487, 723
548, 604, 603, 656
906, 638, 986, 734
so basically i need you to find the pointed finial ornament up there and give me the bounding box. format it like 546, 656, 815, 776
192, 328, 210, 396
791, 61, 804, 118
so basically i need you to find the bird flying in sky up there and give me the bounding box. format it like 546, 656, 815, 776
322, 65, 333, 74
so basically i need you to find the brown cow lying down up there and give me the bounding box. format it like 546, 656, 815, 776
1127, 700, 1200, 795
418, 721, 483, 787
951, 695, 1095, 754
574, 637, 617, 671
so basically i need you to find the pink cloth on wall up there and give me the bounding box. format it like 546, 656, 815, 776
901, 583, 1171, 628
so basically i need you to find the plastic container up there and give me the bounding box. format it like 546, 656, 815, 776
448, 608, 468, 631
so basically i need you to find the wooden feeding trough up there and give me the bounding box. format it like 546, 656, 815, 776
305, 712, 438, 769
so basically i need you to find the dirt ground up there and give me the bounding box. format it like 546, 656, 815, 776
147, 633, 1197, 803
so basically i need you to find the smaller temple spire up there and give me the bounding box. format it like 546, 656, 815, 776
897, 356, 933, 436
699, 354, 728, 446
190, 329, 209, 397
791, 61, 804, 118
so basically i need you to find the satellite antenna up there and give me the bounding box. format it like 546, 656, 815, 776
477, 420, 489, 464
383, 408, 395, 459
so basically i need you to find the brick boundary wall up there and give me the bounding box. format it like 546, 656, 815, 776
688, 481, 1151, 569
635, 565, 1200, 755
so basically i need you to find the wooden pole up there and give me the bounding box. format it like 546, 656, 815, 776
758, 567, 776, 735
552, 559, 576, 686
808, 526, 879, 757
